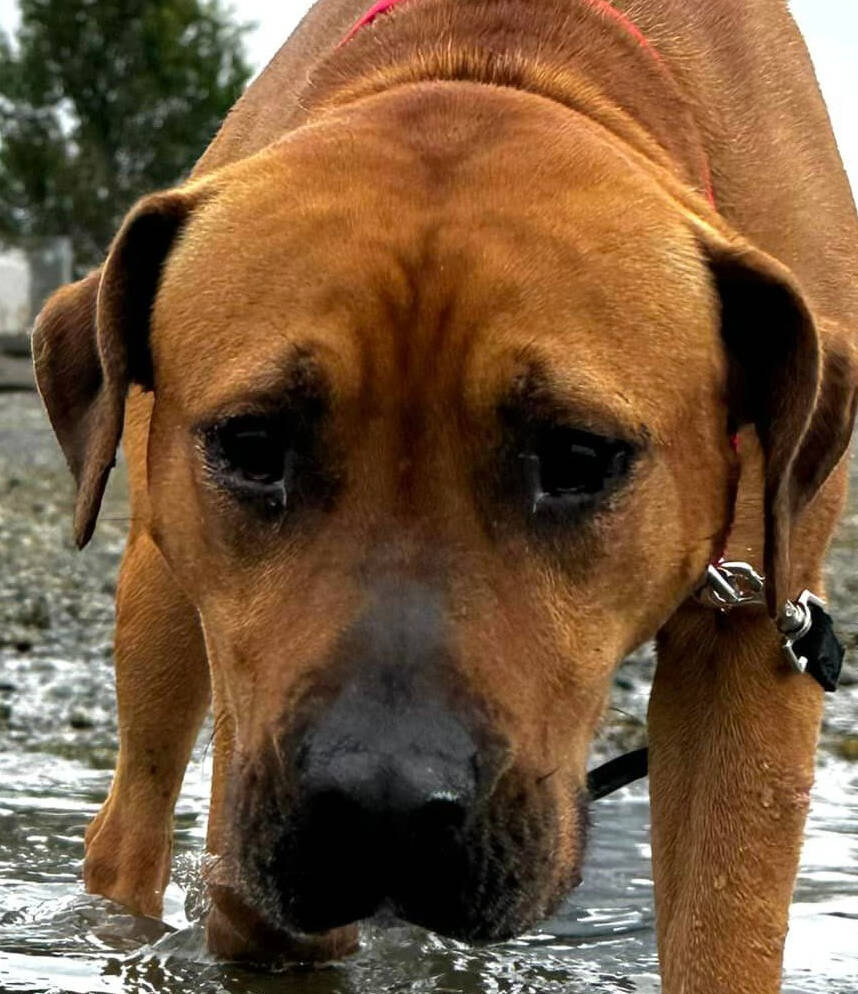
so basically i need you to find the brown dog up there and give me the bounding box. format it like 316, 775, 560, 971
31, 0, 857, 989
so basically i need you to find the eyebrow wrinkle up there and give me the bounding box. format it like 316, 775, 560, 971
193, 343, 330, 425
504, 359, 649, 446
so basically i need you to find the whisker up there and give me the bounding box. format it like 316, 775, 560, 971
535, 767, 559, 785
607, 706, 645, 725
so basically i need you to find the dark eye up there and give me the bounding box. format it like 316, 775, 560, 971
519, 427, 633, 512
219, 421, 286, 485
206, 416, 293, 511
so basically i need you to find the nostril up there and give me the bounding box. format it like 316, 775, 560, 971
301, 784, 377, 844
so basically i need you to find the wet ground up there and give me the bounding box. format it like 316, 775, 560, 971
1, 390, 857, 993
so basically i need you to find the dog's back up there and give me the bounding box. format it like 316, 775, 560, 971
198, 0, 856, 321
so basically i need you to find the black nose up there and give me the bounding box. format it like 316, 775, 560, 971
279, 690, 481, 932
297, 692, 478, 833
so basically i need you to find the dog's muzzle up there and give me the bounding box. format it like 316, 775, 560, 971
220, 584, 585, 940
226, 680, 577, 941
286, 691, 482, 931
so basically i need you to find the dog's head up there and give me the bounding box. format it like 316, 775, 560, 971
33, 85, 854, 943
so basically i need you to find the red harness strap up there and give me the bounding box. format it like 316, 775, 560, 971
339, 0, 716, 207
339, 0, 408, 46
580, 0, 658, 55
579, 0, 716, 206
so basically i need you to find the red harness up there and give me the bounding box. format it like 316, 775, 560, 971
339, 0, 408, 45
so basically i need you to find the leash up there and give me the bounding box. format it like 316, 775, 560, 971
337, 0, 847, 800
588, 747, 648, 800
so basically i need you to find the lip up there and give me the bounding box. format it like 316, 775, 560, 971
206, 879, 359, 963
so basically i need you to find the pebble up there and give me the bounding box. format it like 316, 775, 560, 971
69, 710, 95, 730
837, 737, 858, 761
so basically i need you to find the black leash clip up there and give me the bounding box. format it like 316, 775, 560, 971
696, 563, 845, 693
588, 570, 846, 802
778, 590, 844, 692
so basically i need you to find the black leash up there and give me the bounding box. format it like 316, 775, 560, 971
587, 747, 648, 800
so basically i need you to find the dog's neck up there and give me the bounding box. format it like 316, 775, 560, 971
299, 0, 713, 203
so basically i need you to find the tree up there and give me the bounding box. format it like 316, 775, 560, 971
0, 0, 252, 274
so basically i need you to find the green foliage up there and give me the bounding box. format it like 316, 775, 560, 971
0, 0, 252, 273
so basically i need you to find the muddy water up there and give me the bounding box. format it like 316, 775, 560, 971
2, 392, 857, 993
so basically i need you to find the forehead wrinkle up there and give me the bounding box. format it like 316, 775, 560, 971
336, 228, 489, 519
174, 334, 358, 420
359, 224, 482, 413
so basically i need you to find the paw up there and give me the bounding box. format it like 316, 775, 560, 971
83, 800, 172, 918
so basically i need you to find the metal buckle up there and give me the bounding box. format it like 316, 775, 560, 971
778, 589, 825, 674
696, 566, 831, 677
695, 561, 766, 610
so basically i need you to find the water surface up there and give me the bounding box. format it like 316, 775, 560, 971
1, 394, 856, 992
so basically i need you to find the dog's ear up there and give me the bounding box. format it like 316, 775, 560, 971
32, 185, 212, 549
697, 225, 857, 616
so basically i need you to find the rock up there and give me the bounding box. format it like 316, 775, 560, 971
15, 594, 51, 630
69, 709, 95, 730
837, 736, 858, 761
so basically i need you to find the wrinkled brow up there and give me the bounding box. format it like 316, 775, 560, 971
498, 361, 651, 447
192, 345, 332, 426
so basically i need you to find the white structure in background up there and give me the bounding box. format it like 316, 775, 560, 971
28, 238, 73, 325
0, 238, 72, 335
0, 249, 31, 335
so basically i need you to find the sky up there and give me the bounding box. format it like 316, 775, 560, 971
0, 0, 856, 193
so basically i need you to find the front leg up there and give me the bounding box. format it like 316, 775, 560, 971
649, 605, 823, 993
84, 533, 211, 917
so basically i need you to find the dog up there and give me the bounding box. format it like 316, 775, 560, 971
31, 0, 857, 989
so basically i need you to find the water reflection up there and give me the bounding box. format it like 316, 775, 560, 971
2, 737, 856, 993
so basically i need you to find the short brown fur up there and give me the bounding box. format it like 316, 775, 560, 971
32, 1, 857, 990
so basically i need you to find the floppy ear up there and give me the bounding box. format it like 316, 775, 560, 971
697, 225, 857, 616
32, 185, 212, 549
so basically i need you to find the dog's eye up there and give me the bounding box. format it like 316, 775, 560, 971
206, 417, 294, 510
219, 422, 286, 485
519, 427, 633, 512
